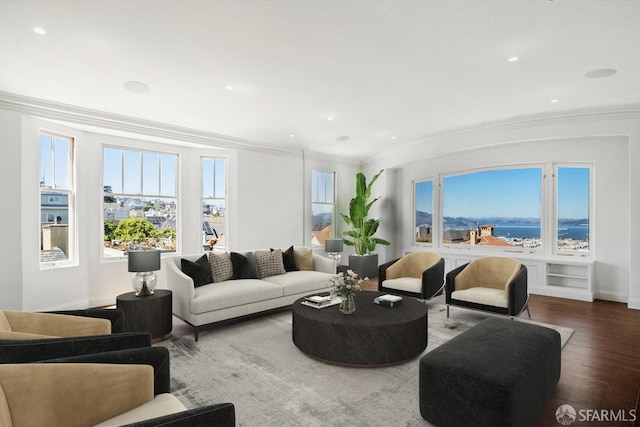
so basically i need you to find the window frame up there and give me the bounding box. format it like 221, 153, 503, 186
101, 145, 179, 259
553, 163, 592, 256
311, 169, 336, 247
414, 178, 435, 247
201, 156, 227, 252
39, 131, 76, 267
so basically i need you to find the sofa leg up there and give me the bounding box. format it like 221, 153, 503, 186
446, 304, 450, 318
194, 326, 199, 342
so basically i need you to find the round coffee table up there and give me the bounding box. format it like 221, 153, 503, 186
292, 291, 428, 367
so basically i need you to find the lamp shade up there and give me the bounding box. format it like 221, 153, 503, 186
325, 239, 344, 253
128, 250, 161, 272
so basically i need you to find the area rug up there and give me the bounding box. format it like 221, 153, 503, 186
156, 304, 573, 427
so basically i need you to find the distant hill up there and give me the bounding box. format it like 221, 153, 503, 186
416, 210, 587, 229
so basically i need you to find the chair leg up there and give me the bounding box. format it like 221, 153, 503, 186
446, 304, 450, 318
526, 304, 531, 318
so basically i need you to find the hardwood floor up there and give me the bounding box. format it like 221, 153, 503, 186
170, 288, 640, 426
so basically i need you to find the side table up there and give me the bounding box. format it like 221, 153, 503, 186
116, 289, 172, 341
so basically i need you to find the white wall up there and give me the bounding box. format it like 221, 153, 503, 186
364, 112, 640, 308
0, 110, 23, 310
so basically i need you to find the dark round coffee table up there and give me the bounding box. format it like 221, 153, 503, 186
292, 291, 428, 367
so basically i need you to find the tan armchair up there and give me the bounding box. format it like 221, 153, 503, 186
445, 256, 530, 318
378, 252, 445, 300
0, 363, 235, 427
0, 310, 111, 340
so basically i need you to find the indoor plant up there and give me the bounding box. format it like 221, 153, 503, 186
340, 169, 390, 277
330, 270, 364, 314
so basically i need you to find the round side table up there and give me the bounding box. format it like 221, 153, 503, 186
116, 289, 172, 341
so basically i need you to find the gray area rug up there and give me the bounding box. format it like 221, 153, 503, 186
156, 304, 573, 426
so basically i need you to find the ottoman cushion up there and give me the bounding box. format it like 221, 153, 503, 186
419, 317, 561, 427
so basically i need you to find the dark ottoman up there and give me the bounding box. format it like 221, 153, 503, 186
419, 317, 561, 427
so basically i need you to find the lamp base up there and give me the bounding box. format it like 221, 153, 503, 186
132, 272, 157, 297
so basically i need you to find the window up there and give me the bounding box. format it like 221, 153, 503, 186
102, 146, 178, 257
414, 180, 434, 244
202, 157, 226, 250
441, 167, 542, 249
556, 166, 590, 253
311, 170, 335, 247
40, 132, 75, 265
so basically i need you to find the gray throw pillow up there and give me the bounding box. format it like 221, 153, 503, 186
208, 251, 234, 283
254, 249, 286, 278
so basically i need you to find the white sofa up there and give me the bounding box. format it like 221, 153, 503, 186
165, 246, 336, 340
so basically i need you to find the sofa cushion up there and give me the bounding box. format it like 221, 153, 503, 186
255, 249, 286, 278
262, 271, 332, 296
0, 311, 11, 332
190, 280, 284, 313
208, 251, 234, 283
230, 252, 259, 279
181, 255, 213, 288
279, 245, 299, 272
293, 247, 314, 271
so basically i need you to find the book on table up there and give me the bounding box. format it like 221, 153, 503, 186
301, 294, 341, 309
374, 294, 403, 307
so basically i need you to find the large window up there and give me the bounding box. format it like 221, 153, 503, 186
556, 166, 590, 253
202, 157, 226, 250
311, 170, 335, 247
40, 132, 75, 265
442, 167, 542, 249
415, 179, 433, 244
102, 147, 178, 257
414, 164, 592, 255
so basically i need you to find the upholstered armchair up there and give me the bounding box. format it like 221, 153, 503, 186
378, 252, 445, 300
0, 309, 152, 365
445, 256, 530, 318
0, 359, 235, 427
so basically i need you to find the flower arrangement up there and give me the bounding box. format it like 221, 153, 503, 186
330, 270, 366, 298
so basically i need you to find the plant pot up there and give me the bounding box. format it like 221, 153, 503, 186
348, 254, 378, 279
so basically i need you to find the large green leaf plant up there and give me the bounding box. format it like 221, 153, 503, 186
340, 169, 391, 255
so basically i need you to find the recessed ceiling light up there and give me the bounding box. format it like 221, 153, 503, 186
225, 85, 233, 90
551, 99, 559, 104
33, 27, 47, 35
391, 136, 397, 140
584, 69, 617, 79
508, 56, 518, 62
123, 81, 150, 94
335, 136, 349, 142
289, 134, 295, 138
327, 117, 334, 121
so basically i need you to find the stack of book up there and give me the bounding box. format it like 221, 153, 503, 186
301, 295, 341, 309
374, 294, 403, 307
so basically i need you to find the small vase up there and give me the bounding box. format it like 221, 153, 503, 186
339, 293, 356, 314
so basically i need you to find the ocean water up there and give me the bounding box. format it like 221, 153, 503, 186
493, 225, 588, 240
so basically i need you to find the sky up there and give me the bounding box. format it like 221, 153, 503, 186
416, 167, 589, 220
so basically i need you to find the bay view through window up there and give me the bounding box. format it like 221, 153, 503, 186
311, 170, 335, 247
202, 157, 227, 251
40, 132, 75, 265
414, 164, 591, 255
102, 146, 178, 257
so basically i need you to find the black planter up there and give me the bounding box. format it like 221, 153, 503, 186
348, 254, 379, 278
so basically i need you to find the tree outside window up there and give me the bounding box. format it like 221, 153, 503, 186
311, 170, 335, 247
102, 146, 178, 257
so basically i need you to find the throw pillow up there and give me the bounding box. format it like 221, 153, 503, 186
181, 255, 213, 288
230, 252, 259, 279
294, 247, 314, 271
254, 249, 286, 278
272, 245, 299, 272
208, 251, 234, 283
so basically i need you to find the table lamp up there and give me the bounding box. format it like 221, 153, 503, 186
325, 239, 344, 265
128, 250, 161, 297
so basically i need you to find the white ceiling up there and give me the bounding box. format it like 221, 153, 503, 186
1, 0, 639, 161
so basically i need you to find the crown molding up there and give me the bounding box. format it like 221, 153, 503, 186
364, 104, 640, 166
0, 91, 311, 158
